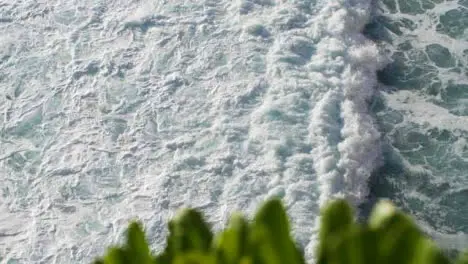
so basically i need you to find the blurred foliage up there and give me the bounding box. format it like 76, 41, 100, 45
93, 199, 467, 264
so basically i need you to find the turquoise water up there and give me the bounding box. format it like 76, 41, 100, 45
0, 0, 466, 263
364, 0, 468, 253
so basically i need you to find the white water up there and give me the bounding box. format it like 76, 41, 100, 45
1, 0, 466, 263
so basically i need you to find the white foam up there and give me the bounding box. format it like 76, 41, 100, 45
306, 0, 387, 257
308, 0, 386, 207
384, 90, 468, 131
0, 0, 388, 263
310, 90, 344, 206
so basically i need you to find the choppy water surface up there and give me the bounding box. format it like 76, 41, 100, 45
0, 0, 466, 263
364, 0, 468, 253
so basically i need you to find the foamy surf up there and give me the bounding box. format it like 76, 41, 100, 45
7, 0, 466, 262
306, 0, 387, 256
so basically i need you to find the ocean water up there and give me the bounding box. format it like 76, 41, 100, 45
363, 0, 468, 254
0, 0, 466, 263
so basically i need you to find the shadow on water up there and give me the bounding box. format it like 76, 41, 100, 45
358, 3, 412, 222
363, 16, 394, 44
362, 14, 412, 89
358, 139, 467, 260
360, 12, 403, 217
358, 11, 426, 231
357, 142, 405, 222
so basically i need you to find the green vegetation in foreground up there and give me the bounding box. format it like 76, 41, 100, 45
93, 199, 467, 264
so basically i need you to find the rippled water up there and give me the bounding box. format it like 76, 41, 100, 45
363, 0, 468, 254
0, 0, 466, 263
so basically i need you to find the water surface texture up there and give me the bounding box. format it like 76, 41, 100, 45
0, 0, 466, 263
364, 0, 468, 253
